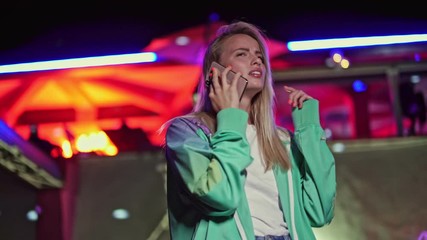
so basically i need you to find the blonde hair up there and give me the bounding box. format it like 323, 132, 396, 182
187, 20, 290, 170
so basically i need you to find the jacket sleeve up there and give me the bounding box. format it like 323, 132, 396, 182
291, 99, 337, 227
165, 108, 252, 217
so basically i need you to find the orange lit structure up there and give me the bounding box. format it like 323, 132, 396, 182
0, 63, 201, 158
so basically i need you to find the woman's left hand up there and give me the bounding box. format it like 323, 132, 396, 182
284, 85, 313, 109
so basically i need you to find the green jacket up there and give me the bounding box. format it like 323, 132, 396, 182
165, 99, 336, 240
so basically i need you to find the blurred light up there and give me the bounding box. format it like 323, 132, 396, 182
60, 130, 118, 157
287, 33, 427, 51
332, 53, 343, 63
105, 145, 119, 156
332, 142, 345, 153
414, 53, 421, 62
175, 36, 190, 46
27, 210, 38, 221
326, 50, 350, 69
324, 128, 333, 139
209, 12, 220, 22
75, 131, 118, 156
112, 209, 129, 220
35, 205, 42, 214
340, 58, 350, 69
0, 52, 158, 74
61, 141, 73, 158
410, 74, 421, 84
352, 79, 367, 92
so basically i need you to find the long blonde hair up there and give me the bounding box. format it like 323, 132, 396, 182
187, 20, 290, 170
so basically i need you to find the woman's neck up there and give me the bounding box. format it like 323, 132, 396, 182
238, 98, 253, 125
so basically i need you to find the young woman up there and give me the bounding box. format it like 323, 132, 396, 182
162, 20, 336, 240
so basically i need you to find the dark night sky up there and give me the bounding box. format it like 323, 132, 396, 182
1, 1, 427, 65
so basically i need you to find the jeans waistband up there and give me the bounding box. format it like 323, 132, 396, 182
255, 235, 291, 240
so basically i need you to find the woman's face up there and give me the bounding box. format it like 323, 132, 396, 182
219, 34, 266, 95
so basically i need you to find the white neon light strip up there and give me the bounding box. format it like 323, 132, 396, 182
0, 52, 157, 74
287, 33, 427, 51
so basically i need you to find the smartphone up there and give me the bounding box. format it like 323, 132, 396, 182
205, 61, 248, 101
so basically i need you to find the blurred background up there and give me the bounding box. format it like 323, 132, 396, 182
1, 1, 427, 240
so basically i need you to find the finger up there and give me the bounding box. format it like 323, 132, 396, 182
297, 94, 313, 108
285, 86, 295, 105
284, 85, 295, 93
298, 95, 308, 108
287, 91, 295, 105
289, 90, 303, 107
294, 91, 307, 107
222, 66, 233, 85
211, 67, 221, 91
289, 90, 307, 107
209, 83, 215, 98
230, 71, 241, 87
208, 84, 215, 103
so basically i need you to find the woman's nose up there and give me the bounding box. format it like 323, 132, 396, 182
253, 57, 262, 66
254, 58, 261, 66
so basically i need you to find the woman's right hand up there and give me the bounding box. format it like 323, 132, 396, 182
209, 66, 241, 112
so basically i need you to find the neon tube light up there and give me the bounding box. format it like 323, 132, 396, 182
287, 34, 427, 51
0, 52, 157, 74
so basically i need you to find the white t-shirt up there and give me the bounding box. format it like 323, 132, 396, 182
244, 124, 289, 236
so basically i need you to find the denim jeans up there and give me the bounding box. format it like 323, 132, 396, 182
255, 235, 291, 240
